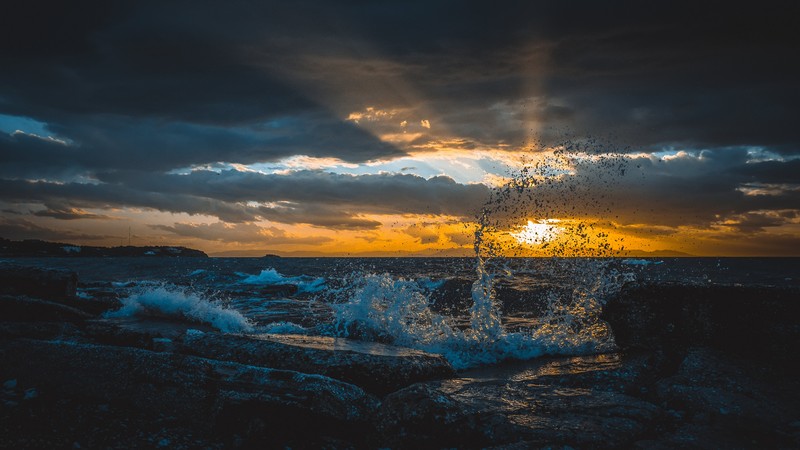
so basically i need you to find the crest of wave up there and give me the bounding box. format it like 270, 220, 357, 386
105, 284, 253, 333
329, 260, 629, 369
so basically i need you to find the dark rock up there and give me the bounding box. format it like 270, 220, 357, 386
0, 296, 92, 323
1, 339, 378, 447
82, 318, 217, 350
525, 352, 666, 397
653, 347, 800, 448
602, 282, 800, 364
376, 356, 662, 448
634, 423, 766, 450
69, 295, 123, 315
0, 265, 77, 299
180, 332, 455, 395
0, 321, 81, 341
81, 320, 165, 350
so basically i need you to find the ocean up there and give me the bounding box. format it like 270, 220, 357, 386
6, 256, 799, 369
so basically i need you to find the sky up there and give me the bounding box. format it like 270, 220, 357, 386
1, 1, 799, 256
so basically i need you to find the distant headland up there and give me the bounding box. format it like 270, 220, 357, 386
0, 238, 208, 258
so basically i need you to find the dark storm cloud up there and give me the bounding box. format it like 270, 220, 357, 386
95, 170, 489, 217
31, 206, 113, 221
257, 204, 383, 230
0, 171, 489, 228
307, 1, 800, 152
1, 0, 799, 248
722, 211, 800, 234
3, 0, 798, 163
0, 116, 403, 178
150, 222, 333, 245
730, 159, 800, 184
1, 1, 406, 175
0, 178, 260, 223
0, 217, 111, 242
483, 149, 800, 230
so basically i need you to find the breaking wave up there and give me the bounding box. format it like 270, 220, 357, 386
328, 260, 631, 369
324, 138, 634, 369
239, 268, 327, 294
105, 284, 253, 333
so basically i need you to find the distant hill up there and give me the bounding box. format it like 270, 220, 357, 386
210, 247, 695, 258
0, 238, 208, 258
620, 249, 695, 257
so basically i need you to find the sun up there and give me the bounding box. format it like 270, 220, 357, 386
510, 219, 562, 245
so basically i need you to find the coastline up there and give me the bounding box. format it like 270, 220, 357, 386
2, 262, 799, 447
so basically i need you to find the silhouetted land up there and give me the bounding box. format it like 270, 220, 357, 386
0, 238, 207, 258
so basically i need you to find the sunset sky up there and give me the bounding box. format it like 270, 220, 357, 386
1, 1, 799, 256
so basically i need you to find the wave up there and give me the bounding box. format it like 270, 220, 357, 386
622, 258, 664, 266
239, 268, 326, 294
326, 260, 631, 369
259, 321, 308, 334
105, 284, 253, 333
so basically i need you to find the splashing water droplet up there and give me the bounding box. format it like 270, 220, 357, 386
328, 136, 635, 368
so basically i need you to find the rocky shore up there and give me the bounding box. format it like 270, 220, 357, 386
2, 264, 799, 448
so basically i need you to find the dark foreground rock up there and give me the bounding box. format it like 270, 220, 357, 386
650, 347, 800, 448
2, 266, 798, 449
0, 295, 92, 323
180, 331, 455, 395
1, 339, 378, 448
377, 354, 663, 449
0, 264, 77, 299
0, 321, 81, 340
0, 264, 121, 315
603, 282, 800, 365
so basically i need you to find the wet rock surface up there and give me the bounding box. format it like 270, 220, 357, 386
1, 339, 378, 448
377, 355, 663, 449
603, 282, 800, 364
0, 295, 93, 323
0, 264, 77, 299
653, 348, 800, 448
2, 264, 799, 448
181, 331, 455, 395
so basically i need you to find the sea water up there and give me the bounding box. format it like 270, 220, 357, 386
8, 256, 798, 369
7, 141, 799, 368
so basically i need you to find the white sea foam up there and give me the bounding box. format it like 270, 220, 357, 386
418, 277, 446, 290
259, 321, 308, 334
622, 258, 663, 266
240, 268, 326, 294
105, 284, 253, 333
188, 269, 206, 276
329, 259, 628, 369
